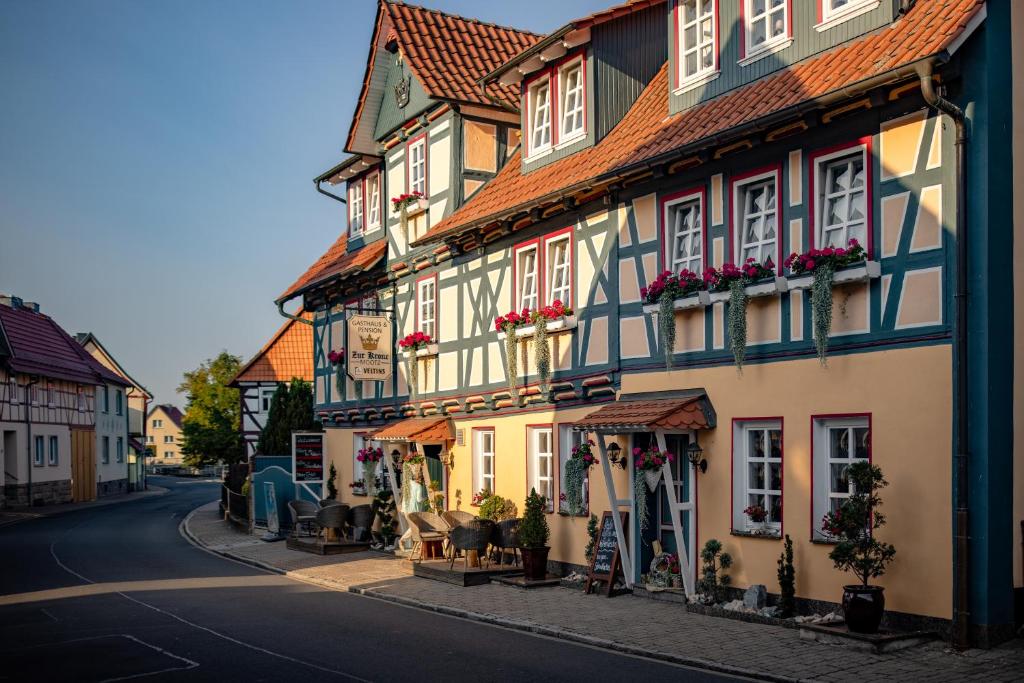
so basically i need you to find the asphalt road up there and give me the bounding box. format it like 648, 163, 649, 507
0, 477, 750, 683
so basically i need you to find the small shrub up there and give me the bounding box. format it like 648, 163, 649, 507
326, 463, 338, 500
777, 534, 796, 618
822, 461, 896, 585
584, 514, 599, 564
696, 538, 732, 604
478, 494, 518, 522
518, 488, 550, 549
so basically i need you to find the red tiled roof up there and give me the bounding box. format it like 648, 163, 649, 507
277, 237, 388, 303
232, 313, 314, 385
0, 304, 129, 386
575, 395, 712, 431
372, 417, 454, 442
416, 0, 984, 246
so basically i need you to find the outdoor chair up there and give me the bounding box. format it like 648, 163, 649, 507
315, 504, 349, 542
491, 518, 521, 567
442, 510, 475, 529
406, 511, 449, 561
346, 504, 375, 542
319, 498, 343, 508
287, 499, 318, 537
448, 519, 495, 572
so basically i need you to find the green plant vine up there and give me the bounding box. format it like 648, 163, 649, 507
633, 474, 650, 531
406, 350, 417, 400
563, 457, 587, 516
658, 291, 675, 369
534, 313, 551, 391
811, 263, 836, 366
727, 279, 748, 371
504, 329, 519, 404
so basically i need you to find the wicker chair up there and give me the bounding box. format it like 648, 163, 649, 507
347, 504, 375, 542
287, 499, 318, 536
491, 518, 521, 567
448, 519, 495, 571
319, 498, 343, 508
442, 510, 476, 529
406, 511, 449, 561
315, 504, 349, 542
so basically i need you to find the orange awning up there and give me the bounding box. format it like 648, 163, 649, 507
371, 417, 454, 443
574, 390, 716, 433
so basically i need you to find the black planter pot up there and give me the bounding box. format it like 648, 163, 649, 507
520, 546, 550, 580
842, 585, 885, 633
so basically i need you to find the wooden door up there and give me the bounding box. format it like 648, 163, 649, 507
71, 429, 96, 502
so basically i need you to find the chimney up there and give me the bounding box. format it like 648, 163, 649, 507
0, 294, 11, 308
0, 296, 40, 313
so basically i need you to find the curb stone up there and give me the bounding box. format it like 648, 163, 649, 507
182, 503, 797, 683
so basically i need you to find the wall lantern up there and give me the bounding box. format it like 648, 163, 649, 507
606, 442, 626, 469
440, 450, 454, 468
391, 449, 402, 465
686, 441, 707, 474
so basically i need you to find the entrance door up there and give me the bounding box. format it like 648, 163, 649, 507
656, 433, 695, 588
422, 444, 446, 510
71, 429, 96, 502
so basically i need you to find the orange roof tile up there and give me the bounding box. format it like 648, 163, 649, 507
415, 0, 984, 246
575, 395, 713, 432
233, 313, 314, 384
277, 238, 387, 303
372, 417, 454, 442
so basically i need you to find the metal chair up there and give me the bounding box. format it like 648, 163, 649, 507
287, 499, 318, 537
491, 518, 521, 567
347, 504, 375, 542
315, 504, 349, 542
442, 510, 476, 528
448, 519, 495, 571
407, 511, 449, 561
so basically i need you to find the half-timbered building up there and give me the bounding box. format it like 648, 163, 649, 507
276, 0, 1021, 645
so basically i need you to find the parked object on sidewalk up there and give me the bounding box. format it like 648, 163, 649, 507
448, 518, 494, 572
287, 499, 318, 537
518, 489, 550, 581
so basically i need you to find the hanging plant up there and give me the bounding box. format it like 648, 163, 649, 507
392, 191, 424, 241
784, 239, 866, 366
495, 309, 528, 404
328, 348, 345, 396
357, 446, 383, 496
632, 446, 673, 530
704, 259, 775, 371
534, 307, 550, 390
562, 439, 597, 515
642, 270, 703, 370
633, 473, 651, 532
398, 332, 433, 400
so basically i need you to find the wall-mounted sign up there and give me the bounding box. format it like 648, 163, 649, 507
347, 314, 393, 382
394, 76, 410, 108
291, 432, 325, 484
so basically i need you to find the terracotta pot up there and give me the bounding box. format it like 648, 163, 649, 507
842, 585, 885, 634
644, 469, 661, 492
520, 546, 549, 581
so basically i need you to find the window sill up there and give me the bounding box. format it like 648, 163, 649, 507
402, 198, 429, 218
814, 1, 880, 32
672, 70, 720, 96
496, 315, 577, 340
810, 536, 839, 546
412, 344, 439, 359
738, 38, 794, 67
786, 260, 881, 291
524, 147, 553, 163
557, 510, 590, 518
555, 132, 586, 150
640, 279, 786, 313
730, 528, 781, 540
350, 489, 368, 497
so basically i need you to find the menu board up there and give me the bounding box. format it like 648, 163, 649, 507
291, 432, 325, 484
585, 511, 627, 597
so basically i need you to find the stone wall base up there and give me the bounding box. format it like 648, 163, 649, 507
3, 480, 72, 507
97, 478, 128, 498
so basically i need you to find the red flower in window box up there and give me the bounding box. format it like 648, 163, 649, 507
391, 191, 425, 213
398, 331, 433, 351
783, 238, 866, 275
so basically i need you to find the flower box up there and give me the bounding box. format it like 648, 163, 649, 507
786, 260, 881, 291
641, 294, 704, 314
404, 197, 429, 218
496, 315, 577, 340
414, 343, 439, 358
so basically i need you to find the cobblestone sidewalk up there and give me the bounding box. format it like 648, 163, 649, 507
184, 502, 1023, 682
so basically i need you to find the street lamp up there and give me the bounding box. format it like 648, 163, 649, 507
686, 441, 707, 474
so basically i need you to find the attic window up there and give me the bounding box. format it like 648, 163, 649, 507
676, 0, 718, 89
526, 77, 552, 157
559, 58, 585, 142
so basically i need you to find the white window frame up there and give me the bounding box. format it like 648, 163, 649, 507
48, 435, 59, 466
514, 242, 540, 312
153, 419, 162, 429
733, 169, 780, 267
115, 389, 123, 415
814, 144, 869, 249
558, 58, 585, 144
77, 389, 84, 412
817, 0, 879, 32
417, 277, 437, 341
812, 415, 871, 539
664, 189, 705, 274
529, 426, 555, 512
116, 437, 124, 463
164, 435, 174, 444
260, 386, 277, 414
44, 385, 54, 408
743, 0, 790, 60
473, 429, 495, 496
365, 173, 381, 230
676, 0, 718, 89
102, 436, 110, 465
102, 386, 109, 413
408, 137, 427, 197
164, 450, 174, 459
33, 435, 44, 466
526, 76, 552, 158
348, 182, 364, 236
9, 379, 19, 405
545, 232, 572, 307
558, 426, 589, 515
732, 420, 783, 533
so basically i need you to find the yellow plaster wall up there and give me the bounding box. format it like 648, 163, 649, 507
619, 344, 953, 618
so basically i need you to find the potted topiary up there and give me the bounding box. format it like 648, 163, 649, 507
518, 488, 550, 580
821, 461, 896, 633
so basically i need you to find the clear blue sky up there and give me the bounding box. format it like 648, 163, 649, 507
0, 0, 608, 408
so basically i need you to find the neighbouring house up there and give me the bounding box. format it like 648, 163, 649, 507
229, 312, 314, 458
146, 404, 184, 472
0, 295, 131, 505
277, 0, 1022, 646
77, 332, 152, 491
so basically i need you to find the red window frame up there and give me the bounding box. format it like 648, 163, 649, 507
807, 136, 874, 256
406, 132, 428, 197
542, 226, 575, 309
522, 49, 587, 158
672, 0, 721, 90
728, 163, 785, 273
730, 416, 785, 537
738, 0, 793, 60
414, 272, 439, 342
809, 412, 872, 540
659, 185, 709, 275
511, 236, 542, 312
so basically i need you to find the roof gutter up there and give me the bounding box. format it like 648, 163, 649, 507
917, 59, 971, 651
277, 300, 313, 326
315, 179, 347, 205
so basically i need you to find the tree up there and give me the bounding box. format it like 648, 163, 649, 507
256, 378, 320, 455
178, 351, 244, 468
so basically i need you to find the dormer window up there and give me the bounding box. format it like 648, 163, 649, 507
408, 135, 427, 197
366, 173, 381, 230
559, 58, 585, 142
514, 240, 540, 310
527, 77, 552, 157
743, 0, 791, 62
817, 0, 879, 31
676, 0, 717, 90
348, 181, 364, 236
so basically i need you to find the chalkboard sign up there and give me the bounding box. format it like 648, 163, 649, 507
585, 511, 627, 597
291, 432, 325, 484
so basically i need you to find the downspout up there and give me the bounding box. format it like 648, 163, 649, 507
316, 179, 347, 205
918, 61, 970, 650
24, 376, 38, 506
277, 300, 313, 327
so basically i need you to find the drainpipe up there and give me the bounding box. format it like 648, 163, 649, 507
277, 300, 313, 327
24, 376, 38, 506
918, 61, 970, 650
315, 179, 347, 205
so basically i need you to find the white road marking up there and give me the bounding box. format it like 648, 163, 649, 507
39, 607, 58, 622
